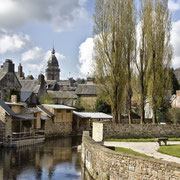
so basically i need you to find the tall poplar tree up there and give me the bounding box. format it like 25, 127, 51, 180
136, 0, 153, 124
94, 0, 136, 123
146, 0, 172, 123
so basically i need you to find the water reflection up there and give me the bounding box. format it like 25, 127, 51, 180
0, 136, 82, 180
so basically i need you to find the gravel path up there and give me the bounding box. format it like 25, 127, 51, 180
104, 141, 180, 164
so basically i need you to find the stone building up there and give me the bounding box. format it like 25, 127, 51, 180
20, 74, 46, 105
171, 90, 180, 108
37, 104, 75, 137
0, 99, 41, 142
73, 111, 112, 135
0, 59, 21, 100
75, 77, 98, 110
45, 48, 60, 81
48, 91, 77, 106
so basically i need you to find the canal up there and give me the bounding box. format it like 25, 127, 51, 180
0, 136, 86, 180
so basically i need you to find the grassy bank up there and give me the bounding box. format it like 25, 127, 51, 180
105, 137, 180, 142
158, 145, 180, 158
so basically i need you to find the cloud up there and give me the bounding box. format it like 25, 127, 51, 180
21, 47, 65, 76
168, 0, 180, 11
171, 20, 180, 68
0, 0, 89, 32
78, 38, 94, 77
0, 29, 30, 54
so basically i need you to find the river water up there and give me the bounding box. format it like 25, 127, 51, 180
0, 136, 84, 180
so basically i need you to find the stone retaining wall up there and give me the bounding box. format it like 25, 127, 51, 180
82, 134, 180, 180
93, 122, 180, 141
45, 120, 72, 137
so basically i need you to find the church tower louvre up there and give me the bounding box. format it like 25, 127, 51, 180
45, 47, 60, 81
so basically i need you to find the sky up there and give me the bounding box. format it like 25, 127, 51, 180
0, 0, 179, 80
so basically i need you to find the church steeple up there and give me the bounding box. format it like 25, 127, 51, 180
52, 45, 55, 54
45, 46, 60, 81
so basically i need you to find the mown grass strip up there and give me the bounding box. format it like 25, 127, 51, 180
158, 144, 180, 158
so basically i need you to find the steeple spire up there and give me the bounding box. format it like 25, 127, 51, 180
52, 44, 55, 54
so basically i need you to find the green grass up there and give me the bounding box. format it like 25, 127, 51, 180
158, 144, 180, 158
105, 137, 180, 142
115, 147, 152, 158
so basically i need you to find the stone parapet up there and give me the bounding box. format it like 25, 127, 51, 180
82, 135, 180, 180
92, 122, 180, 141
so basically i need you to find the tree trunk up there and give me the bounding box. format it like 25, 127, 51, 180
140, 74, 145, 124
140, 99, 145, 124
152, 108, 156, 124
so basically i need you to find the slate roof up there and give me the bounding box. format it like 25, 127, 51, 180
73, 111, 112, 119
48, 91, 77, 99
0, 99, 16, 116
43, 104, 75, 110
0, 71, 7, 81
21, 91, 33, 102
28, 108, 41, 113
75, 84, 98, 95
5, 102, 24, 106
20, 80, 40, 93
0, 99, 36, 120
37, 105, 54, 117
41, 115, 50, 120
15, 114, 36, 120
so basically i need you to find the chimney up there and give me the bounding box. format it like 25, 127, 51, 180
87, 77, 95, 85
11, 95, 17, 103
3, 59, 14, 73
18, 63, 23, 77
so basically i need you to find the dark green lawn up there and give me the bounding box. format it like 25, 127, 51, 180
158, 144, 180, 158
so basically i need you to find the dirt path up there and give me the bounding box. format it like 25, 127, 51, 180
104, 141, 180, 164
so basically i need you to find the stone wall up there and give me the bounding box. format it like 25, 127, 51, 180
82, 134, 180, 180
93, 122, 180, 140
0, 106, 12, 138
45, 119, 72, 137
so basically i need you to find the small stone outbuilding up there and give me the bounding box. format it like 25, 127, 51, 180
73, 111, 112, 135
37, 104, 75, 137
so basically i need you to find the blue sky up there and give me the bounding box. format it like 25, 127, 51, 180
0, 0, 179, 80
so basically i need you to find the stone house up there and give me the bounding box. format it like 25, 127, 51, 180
37, 104, 75, 137
0, 99, 41, 142
75, 77, 98, 110
48, 91, 77, 106
0, 59, 21, 100
20, 74, 46, 106
72, 111, 112, 135
171, 90, 180, 108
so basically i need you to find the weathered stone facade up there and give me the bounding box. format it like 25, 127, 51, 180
0, 60, 21, 100
82, 135, 180, 180
0, 106, 12, 138
93, 122, 180, 140
45, 120, 72, 137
